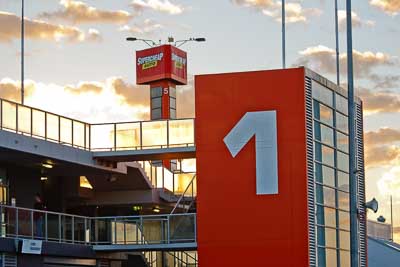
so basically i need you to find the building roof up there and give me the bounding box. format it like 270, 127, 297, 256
368, 237, 400, 267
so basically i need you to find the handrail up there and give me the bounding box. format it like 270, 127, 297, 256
0, 204, 196, 247
170, 174, 196, 214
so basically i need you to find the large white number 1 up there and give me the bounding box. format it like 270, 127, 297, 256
223, 111, 279, 195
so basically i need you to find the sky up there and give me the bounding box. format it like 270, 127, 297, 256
0, 0, 400, 241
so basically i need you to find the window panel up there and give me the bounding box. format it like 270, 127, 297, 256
314, 101, 334, 126
336, 112, 348, 133
151, 97, 162, 109
318, 226, 337, 248
338, 191, 350, 211
326, 248, 338, 267
150, 87, 162, 98
170, 97, 176, 109
315, 163, 335, 187
336, 94, 348, 115
337, 132, 349, 153
317, 205, 336, 228
314, 122, 334, 146
340, 250, 350, 267
316, 185, 336, 207
339, 231, 350, 250
338, 211, 350, 230
318, 247, 327, 267
337, 171, 349, 192
151, 108, 162, 120
170, 108, 176, 119
315, 143, 335, 167
169, 87, 176, 98
312, 81, 334, 106
337, 152, 349, 172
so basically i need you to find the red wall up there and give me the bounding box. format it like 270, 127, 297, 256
195, 68, 310, 266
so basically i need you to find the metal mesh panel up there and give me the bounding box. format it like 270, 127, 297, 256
305, 76, 317, 267
355, 102, 367, 267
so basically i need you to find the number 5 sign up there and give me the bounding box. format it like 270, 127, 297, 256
223, 111, 279, 195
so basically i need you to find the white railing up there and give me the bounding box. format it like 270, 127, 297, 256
0, 98, 195, 152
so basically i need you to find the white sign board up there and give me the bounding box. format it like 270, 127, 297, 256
22, 239, 43, 254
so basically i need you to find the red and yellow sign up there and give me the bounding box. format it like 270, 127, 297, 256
136, 45, 187, 85
195, 68, 310, 266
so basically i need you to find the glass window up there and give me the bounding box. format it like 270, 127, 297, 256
116, 122, 141, 150
337, 152, 349, 172
314, 101, 334, 126
170, 108, 176, 119
318, 247, 327, 267
151, 87, 162, 98
339, 231, 350, 250
338, 211, 350, 230
2, 101, 16, 130
170, 97, 176, 109
337, 132, 349, 153
338, 191, 350, 211
337, 171, 349, 192
315, 143, 335, 167
340, 250, 350, 267
318, 227, 337, 248
315, 163, 335, 187
326, 248, 338, 267
316, 185, 336, 207
336, 94, 348, 115
314, 122, 334, 146
336, 112, 348, 133
317, 205, 336, 228
168, 119, 194, 146
60, 117, 72, 144
151, 108, 162, 120
141, 120, 168, 148
169, 87, 176, 98
151, 97, 162, 109
312, 81, 334, 106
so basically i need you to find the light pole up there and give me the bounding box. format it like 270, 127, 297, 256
346, 0, 358, 266
126, 37, 157, 47
21, 0, 25, 105
174, 38, 206, 48
335, 0, 340, 85
282, 0, 286, 69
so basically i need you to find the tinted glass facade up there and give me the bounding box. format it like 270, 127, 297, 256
312, 80, 351, 267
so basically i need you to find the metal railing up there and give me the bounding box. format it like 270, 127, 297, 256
0, 205, 196, 247
140, 161, 196, 197
0, 98, 195, 152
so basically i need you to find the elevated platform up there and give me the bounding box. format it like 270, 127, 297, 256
93, 146, 196, 162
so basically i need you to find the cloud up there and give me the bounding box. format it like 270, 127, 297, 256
378, 166, 400, 197
365, 128, 400, 146
337, 10, 375, 31
177, 76, 195, 118
131, 0, 184, 15
370, 0, 400, 15
110, 78, 149, 107
231, 0, 321, 23
119, 19, 163, 35
87, 28, 102, 42
294, 45, 397, 79
0, 78, 35, 102
365, 145, 400, 167
64, 81, 104, 95
358, 88, 400, 114
0, 11, 89, 43
370, 74, 400, 89
39, 0, 132, 25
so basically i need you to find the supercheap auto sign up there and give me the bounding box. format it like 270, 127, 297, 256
136, 45, 187, 85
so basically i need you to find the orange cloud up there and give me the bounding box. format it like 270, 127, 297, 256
39, 0, 132, 25
294, 45, 397, 79
365, 145, 400, 168
231, 0, 321, 23
365, 128, 400, 146
337, 10, 375, 31
358, 88, 400, 114
370, 0, 400, 15
0, 78, 35, 102
0, 11, 99, 43
119, 19, 163, 36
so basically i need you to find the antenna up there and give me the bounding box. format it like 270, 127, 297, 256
282, 0, 286, 69
21, 0, 25, 105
